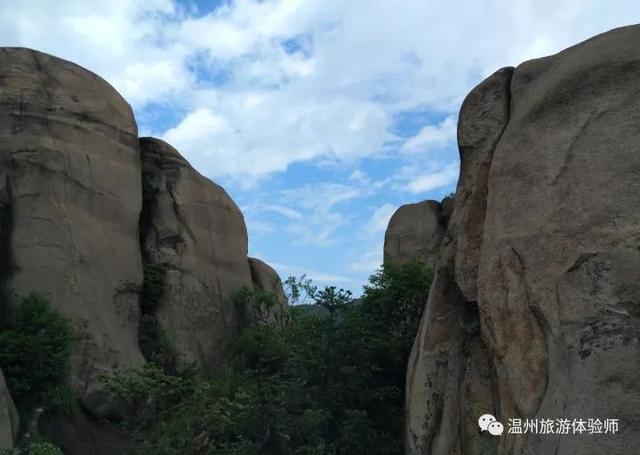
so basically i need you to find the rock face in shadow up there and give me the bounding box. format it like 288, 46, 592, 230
0, 369, 18, 449
0, 48, 144, 416
404, 25, 640, 455
139, 137, 254, 373
384, 200, 446, 269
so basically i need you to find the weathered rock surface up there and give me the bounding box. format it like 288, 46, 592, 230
405, 25, 640, 455
405, 66, 511, 455
243, 257, 289, 329
0, 369, 18, 449
0, 47, 287, 452
384, 200, 446, 269
139, 137, 254, 373
249, 257, 287, 309
0, 48, 144, 415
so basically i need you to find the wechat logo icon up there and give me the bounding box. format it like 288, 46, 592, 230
478, 414, 504, 436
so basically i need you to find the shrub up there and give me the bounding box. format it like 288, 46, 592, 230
2, 442, 63, 455
0, 293, 73, 405
103, 365, 261, 454
103, 261, 433, 454
362, 259, 433, 351
26, 443, 63, 455
139, 261, 178, 373
234, 326, 288, 373
138, 314, 177, 374
102, 362, 195, 433
142, 262, 168, 308
233, 286, 282, 330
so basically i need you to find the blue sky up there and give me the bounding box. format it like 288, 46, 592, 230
2, 0, 639, 293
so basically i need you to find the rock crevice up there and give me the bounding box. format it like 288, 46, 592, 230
138, 137, 256, 373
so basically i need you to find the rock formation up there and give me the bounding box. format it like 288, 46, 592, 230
249, 258, 287, 305
0, 47, 144, 416
403, 25, 640, 455
139, 137, 254, 373
384, 200, 446, 269
0, 47, 285, 451
0, 369, 18, 449
246, 257, 289, 327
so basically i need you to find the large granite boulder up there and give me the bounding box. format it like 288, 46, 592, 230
384, 200, 446, 270
0, 369, 18, 449
139, 137, 254, 373
0, 48, 144, 415
405, 25, 640, 455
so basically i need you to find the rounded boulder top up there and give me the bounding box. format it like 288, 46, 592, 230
0, 47, 137, 135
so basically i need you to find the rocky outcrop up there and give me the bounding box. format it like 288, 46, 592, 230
405, 25, 640, 455
0, 48, 286, 452
247, 257, 288, 326
0, 48, 144, 415
384, 200, 446, 269
139, 137, 254, 373
405, 65, 512, 455
0, 369, 18, 449
249, 257, 287, 306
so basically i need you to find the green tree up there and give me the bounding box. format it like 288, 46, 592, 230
102, 259, 433, 454
0, 293, 73, 404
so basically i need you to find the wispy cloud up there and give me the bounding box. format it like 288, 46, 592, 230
280, 182, 368, 245
270, 262, 357, 284
3, 0, 638, 291
4, 0, 637, 182
347, 203, 396, 274
402, 116, 457, 152
404, 162, 459, 193
366, 203, 396, 236
348, 246, 383, 274
246, 204, 304, 220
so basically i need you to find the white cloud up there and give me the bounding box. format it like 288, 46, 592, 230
5, 0, 640, 294
3, 0, 638, 181
402, 116, 457, 152
270, 262, 356, 284
164, 107, 231, 139
405, 162, 460, 193
267, 181, 376, 246
348, 169, 368, 183
245, 219, 275, 237
284, 182, 363, 210
258, 204, 304, 220
348, 247, 383, 274
368, 203, 396, 235
346, 202, 395, 274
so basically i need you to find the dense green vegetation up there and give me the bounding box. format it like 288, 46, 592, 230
138, 261, 178, 373
0, 293, 73, 410
105, 259, 433, 454
1, 442, 63, 455
0, 293, 74, 454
